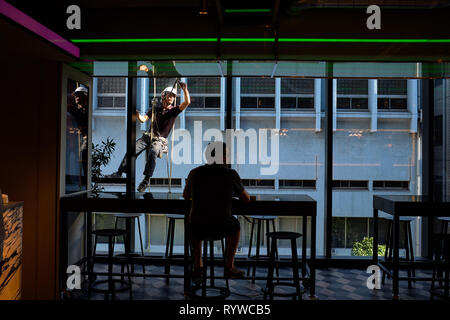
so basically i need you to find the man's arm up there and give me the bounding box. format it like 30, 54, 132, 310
136, 110, 149, 123
183, 171, 192, 200
239, 189, 251, 203
183, 185, 191, 200
231, 169, 251, 203
178, 82, 190, 111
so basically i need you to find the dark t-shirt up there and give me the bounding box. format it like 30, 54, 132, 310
68, 103, 88, 136
145, 102, 182, 138
184, 164, 245, 224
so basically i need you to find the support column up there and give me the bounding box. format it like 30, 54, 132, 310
179, 77, 187, 130
126, 67, 137, 195
408, 79, 419, 133
368, 79, 378, 132
140, 77, 149, 131
325, 68, 334, 258
220, 77, 226, 131
421, 78, 434, 259
235, 77, 241, 130
314, 78, 322, 132
332, 79, 337, 132
275, 78, 281, 130
92, 77, 98, 131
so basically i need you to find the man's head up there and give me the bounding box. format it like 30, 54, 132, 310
161, 87, 177, 107
72, 86, 88, 106
205, 141, 228, 165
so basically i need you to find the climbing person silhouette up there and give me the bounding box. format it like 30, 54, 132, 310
107, 81, 190, 192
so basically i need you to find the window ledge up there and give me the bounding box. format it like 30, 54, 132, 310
332, 188, 369, 191
281, 110, 316, 118
239, 110, 276, 117
377, 112, 413, 119
336, 111, 371, 118
93, 108, 126, 117
185, 109, 220, 117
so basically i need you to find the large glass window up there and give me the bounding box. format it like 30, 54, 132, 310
88, 61, 428, 258
332, 78, 419, 256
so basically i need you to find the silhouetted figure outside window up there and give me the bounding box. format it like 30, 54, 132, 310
107, 82, 190, 192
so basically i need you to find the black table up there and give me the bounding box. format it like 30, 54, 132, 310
60, 191, 317, 298
373, 195, 450, 299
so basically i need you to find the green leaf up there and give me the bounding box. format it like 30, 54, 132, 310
351, 237, 386, 256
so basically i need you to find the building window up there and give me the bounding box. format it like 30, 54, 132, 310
378, 98, 407, 110
281, 79, 314, 109
337, 79, 368, 110
241, 97, 275, 108
332, 180, 369, 190
242, 179, 275, 189
96, 77, 126, 108
332, 217, 391, 250
150, 178, 181, 187
377, 80, 408, 111
186, 77, 221, 109
241, 77, 275, 109
149, 78, 167, 98
279, 179, 316, 189
373, 180, 409, 190
337, 80, 368, 95
378, 80, 407, 95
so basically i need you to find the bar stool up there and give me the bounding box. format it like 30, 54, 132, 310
190, 235, 229, 300
165, 214, 185, 284
430, 217, 450, 300
263, 231, 302, 301
247, 216, 279, 283
88, 229, 133, 300
438, 217, 450, 238
382, 216, 416, 288
113, 213, 146, 277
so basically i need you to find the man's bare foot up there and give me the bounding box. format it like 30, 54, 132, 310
225, 267, 245, 279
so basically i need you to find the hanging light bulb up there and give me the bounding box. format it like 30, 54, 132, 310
199, 0, 208, 14
138, 64, 149, 73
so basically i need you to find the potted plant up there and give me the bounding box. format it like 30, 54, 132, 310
351, 236, 386, 256
91, 137, 116, 194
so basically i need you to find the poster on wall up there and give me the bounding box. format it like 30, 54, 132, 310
0, 200, 23, 300
66, 79, 89, 194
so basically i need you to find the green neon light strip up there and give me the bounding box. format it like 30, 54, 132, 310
71, 38, 450, 44
224, 9, 271, 13
221, 38, 275, 42
279, 38, 450, 43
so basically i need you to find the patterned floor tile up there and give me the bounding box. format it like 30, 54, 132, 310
77, 265, 444, 301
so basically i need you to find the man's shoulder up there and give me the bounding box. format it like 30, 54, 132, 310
188, 165, 206, 176
227, 168, 241, 178
169, 105, 182, 115
189, 164, 226, 175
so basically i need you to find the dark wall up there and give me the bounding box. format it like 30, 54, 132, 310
0, 60, 61, 299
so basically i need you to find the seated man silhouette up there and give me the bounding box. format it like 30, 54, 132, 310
183, 142, 250, 280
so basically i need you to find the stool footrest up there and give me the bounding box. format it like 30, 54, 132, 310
90, 279, 131, 294
429, 286, 450, 299
248, 255, 271, 260
263, 283, 301, 298
191, 286, 230, 299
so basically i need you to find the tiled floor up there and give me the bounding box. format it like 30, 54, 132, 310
74, 263, 444, 301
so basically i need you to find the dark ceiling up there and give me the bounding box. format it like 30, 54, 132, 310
1, 0, 450, 62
